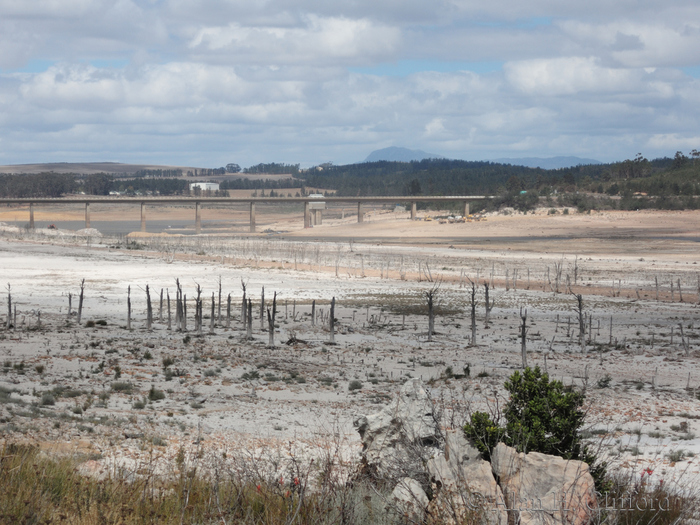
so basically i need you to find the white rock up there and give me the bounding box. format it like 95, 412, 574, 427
427, 430, 508, 525
354, 378, 439, 478
491, 442, 597, 525
390, 477, 429, 521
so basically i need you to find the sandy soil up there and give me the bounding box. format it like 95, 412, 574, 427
0, 208, 699, 490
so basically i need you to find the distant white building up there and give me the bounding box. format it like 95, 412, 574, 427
190, 182, 220, 192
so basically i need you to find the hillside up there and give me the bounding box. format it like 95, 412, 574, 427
0, 162, 201, 176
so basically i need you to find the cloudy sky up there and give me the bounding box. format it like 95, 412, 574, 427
1, 0, 699, 168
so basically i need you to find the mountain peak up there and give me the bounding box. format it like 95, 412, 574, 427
364, 146, 442, 163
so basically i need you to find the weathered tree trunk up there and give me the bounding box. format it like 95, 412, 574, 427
527, 268, 530, 290
226, 293, 231, 328
77, 279, 85, 325
655, 275, 659, 300
260, 286, 265, 330
159, 288, 163, 321
176, 292, 182, 331
484, 283, 494, 326
175, 279, 182, 327
574, 293, 585, 352
267, 292, 277, 347
241, 280, 247, 327
680, 324, 690, 356
520, 307, 528, 369
195, 284, 202, 333
469, 280, 477, 346
146, 284, 153, 331
246, 299, 253, 339
426, 287, 437, 341
197, 298, 203, 335
127, 286, 132, 331
6, 284, 11, 330
67, 292, 72, 319
209, 292, 215, 334
311, 300, 316, 326
167, 289, 172, 330
329, 297, 336, 344
182, 294, 187, 331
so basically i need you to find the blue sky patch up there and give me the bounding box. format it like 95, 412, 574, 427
3, 59, 55, 74
681, 66, 700, 78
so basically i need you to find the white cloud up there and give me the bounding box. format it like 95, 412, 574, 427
504, 57, 641, 96
0, 0, 700, 165
187, 15, 401, 65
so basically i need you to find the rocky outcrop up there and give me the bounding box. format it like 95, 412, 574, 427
353, 378, 440, 480
427, 430, 508, 525
491, 442, 597, 525
354, 380, 597, 525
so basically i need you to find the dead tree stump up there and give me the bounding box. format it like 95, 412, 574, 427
77, 279, 85, 325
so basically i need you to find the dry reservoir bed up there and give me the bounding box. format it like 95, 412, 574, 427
0, 220, 699, 490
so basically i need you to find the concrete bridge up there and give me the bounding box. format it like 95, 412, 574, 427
0, 195, 491, 234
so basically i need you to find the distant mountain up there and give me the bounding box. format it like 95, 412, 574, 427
364, 146, 442, 163
492, 156, 602, 169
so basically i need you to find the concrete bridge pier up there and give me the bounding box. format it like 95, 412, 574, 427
195, 202, 201, 234
304, 201, 311, 228
463, 201, 470, 216
140, 202, 146, 232
85, 203, 90, 228
250, 202, 256, 233
411, 202, 417, 220
357, 202, 364, 223
29, 203, 35, 229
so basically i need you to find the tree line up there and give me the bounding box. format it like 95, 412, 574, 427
2, 151, 699, 210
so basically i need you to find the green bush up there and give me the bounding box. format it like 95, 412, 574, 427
465, 366, 607, 490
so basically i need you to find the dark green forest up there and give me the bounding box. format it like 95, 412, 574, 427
296, 150, 700, 211
1, 150, 699, 211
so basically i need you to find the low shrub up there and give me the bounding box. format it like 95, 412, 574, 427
111, 382, 134, 394
148, 386, 165, 401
